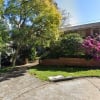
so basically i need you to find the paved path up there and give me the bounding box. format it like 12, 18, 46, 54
0, 70, 100, 100
0, 72, 48, 100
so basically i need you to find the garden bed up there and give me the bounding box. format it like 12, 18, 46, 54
39, 58, 100, 67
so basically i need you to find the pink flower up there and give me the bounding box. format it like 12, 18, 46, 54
82, 35, 100, 60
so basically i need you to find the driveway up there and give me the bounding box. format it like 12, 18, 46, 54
0, 69, 100, 100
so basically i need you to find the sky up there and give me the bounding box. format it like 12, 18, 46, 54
55, 0, 100, 26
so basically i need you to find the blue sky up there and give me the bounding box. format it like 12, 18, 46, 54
55, 0, 100, 26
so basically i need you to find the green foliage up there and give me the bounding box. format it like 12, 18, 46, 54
40, 41, 62, 59
4, 0, 61, 46
0, 18, 9, 51
0, 0, 9, 51
30, 47, 37, 60
18, 46, 37, 62
61, 33, 83, 56
0, 36, 3, 51
0, 0, 3, 15
0, 66, 14, 73
41, 33, 83, 59
4, 0, 61, 65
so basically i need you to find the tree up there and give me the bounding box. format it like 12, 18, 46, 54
53, 1, 71, 27
60, 10, 71, 27
0, 0, 9, 51
0, 0, 3, 51
0, 0, 9, 68
0, 20, 5, 51
0, 0, 3, 15
4, 0, 61, 66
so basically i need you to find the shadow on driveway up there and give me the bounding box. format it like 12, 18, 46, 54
0, 61, 39, 82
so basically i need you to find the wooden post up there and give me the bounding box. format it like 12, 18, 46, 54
25, 58, 28, 64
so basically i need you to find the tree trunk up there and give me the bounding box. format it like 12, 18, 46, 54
25, 58, 28, 64
0, 52, 1, 69
12, 47, 20, 67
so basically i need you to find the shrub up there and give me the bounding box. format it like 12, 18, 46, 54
1, 52, 11, 67
61, 33, 83, 56
82, 36, 100, 59
18, 46, 37, 64
40, 41, 62, 59
30, 47, 37, 60
40, 33, 83, 59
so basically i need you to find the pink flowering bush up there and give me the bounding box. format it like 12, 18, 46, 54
82, 36, 100, 59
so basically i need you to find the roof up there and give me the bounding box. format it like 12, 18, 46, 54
61, 22, 100, 32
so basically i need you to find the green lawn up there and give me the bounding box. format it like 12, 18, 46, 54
0, 67, 14, 73
28, 65, 100, 81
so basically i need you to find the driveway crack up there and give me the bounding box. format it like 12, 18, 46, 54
86, 78, 100, 92
13, 82, 49, 99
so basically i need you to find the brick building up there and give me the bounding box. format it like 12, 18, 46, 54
61, 22, 100, 38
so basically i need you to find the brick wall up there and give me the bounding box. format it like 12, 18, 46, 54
40, 58, 100, 67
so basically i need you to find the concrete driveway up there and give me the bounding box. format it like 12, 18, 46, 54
0, 70, 100, 100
